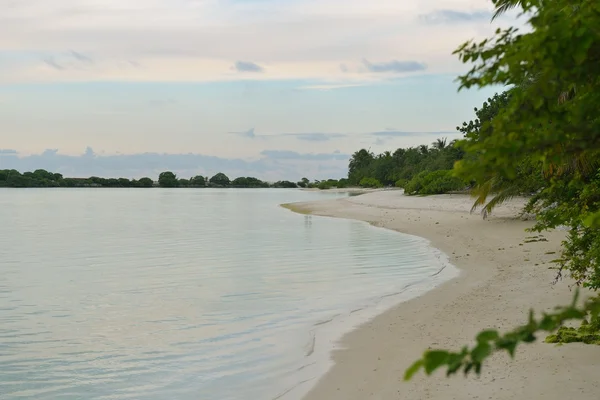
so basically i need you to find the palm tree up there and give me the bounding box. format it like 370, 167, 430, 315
491, 0, 524, 20
431, 138, 447, 151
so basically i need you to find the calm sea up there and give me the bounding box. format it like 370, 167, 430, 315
0, 188, 456, 399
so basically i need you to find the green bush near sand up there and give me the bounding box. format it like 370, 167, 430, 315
359, 177, 383, 188
404, 170, 465, 195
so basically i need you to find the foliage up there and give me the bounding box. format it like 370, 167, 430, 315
395, 178, 408, 188
0, 169, 157, 188
231, 176, 270, 188
545, 314, 600, 345
137, 177, 154, 187
525, 170, 600, 289
451, 0, 600, 289
404, 170, 465, 195
404, 0, 600, 379
297, 177, 310, 188
0, 169, 307, 190
455, 91, 546, 217
317, 179, 341, 189
158, 171, 178, 188
190, 175, 206, 187
272, 180, 298, 188
359, 177, 383, 188
405, 291, 600, 380
209, 172, 231, 187
348, 140, 465, 190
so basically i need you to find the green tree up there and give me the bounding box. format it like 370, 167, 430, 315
137, 177, 154, 187
406, 0, 600, 379
272, 180, 297, 188
158, 171, 179, 188
209, 172, 231, 187
190, 175, 206, 187
178, 178, 190, 187
348, 149, 375, 184
231, 176, 269, 188
297, 177, 310, 188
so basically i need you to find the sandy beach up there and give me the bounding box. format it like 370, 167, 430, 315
284, 190, 600, 400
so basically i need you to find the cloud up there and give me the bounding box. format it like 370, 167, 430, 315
370, 130, 456, 137
419, 10, 493, 24
362, 59, 427, 73
41, 51, 96, 71
227, 130, 346, 141
43, 56, 65, 70
233, 61, 264, 73
0, 0, 514, 84
282, 133, 347, 141
229, 128, 258, 139
0, 149, 18, 155
0, 147, 349, 181
260, 150, 350, 161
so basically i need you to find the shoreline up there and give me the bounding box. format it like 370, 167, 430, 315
283, 190, 600, 400
274, 216, 460, 400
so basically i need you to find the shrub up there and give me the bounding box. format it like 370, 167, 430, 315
404, 170, 465, 195
359, 177, 383, 188
395, 178, 408, 188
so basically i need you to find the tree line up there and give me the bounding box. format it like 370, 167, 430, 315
0, 169, 303, 189
346, 138, 468, 194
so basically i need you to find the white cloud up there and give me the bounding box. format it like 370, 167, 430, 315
0, 0, 513, 84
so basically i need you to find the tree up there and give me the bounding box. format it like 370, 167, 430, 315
231, 176, 269, 188
348, 149, 375, 184
137, 177, 153, 187
491, 0, 524, 20
456, 91, 545, 217
272, 180, 297, 188
297, 177, 310, 188
209, 172, 230, 187
431, 138, 448, 151
405, 0, 600, 379
158, 171, 178, 188
190, 175, 206, 187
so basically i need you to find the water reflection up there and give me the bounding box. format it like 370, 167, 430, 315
0, 188, 446, 400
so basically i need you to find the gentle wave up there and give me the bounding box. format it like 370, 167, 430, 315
0, 188, 455, 399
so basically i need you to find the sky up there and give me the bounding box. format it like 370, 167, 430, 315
0, 0, 517, 180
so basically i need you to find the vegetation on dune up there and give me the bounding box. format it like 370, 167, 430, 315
402, 0, 600, 380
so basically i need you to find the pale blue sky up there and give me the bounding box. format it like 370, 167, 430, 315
0, 0, 515, 180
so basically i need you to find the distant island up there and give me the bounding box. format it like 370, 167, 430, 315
0, 169, 349, 189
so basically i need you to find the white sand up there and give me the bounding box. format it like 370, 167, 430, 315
284, 190, 600, 400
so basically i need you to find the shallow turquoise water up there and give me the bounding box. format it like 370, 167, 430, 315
0, 188, 451, 399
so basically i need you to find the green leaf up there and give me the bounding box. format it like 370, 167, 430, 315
471, 342, 492, 363
476, 330, 499, 343
539, 315, 556, 331
463, 362, 473, 376
424, 351, 450, 375
583, 211, 600, 227
404, 359, 424, 381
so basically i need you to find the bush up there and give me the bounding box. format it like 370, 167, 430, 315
359, 177, 383, 188
395, 178, 408, 188
337, 178, 349, 188
404, 170, 465, 195
317, 179, 340, 190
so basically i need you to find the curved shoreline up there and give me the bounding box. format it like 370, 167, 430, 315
282, 191, 600, 400
272, 211, 460, 400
